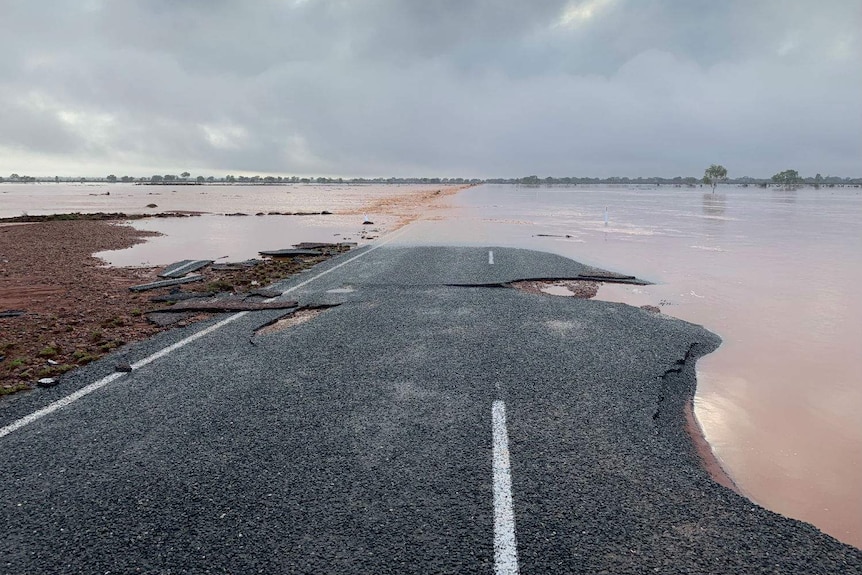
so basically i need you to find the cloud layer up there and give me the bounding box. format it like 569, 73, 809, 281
1, 0, 860, 177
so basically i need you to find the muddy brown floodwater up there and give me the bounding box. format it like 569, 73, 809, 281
395, 184, 862, 548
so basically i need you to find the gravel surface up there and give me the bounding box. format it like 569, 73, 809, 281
0, 246, 859, 574
0, 220, 339, 394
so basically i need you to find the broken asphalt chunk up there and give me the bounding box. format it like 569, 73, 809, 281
575, 273, 646, 285
0, 310, 25, 318
292, 242, 338, 250
248, 288, 283, 298
153, 296, 299, 313
158, 260, 213, 279
211, 260, 261, 271
37, 377, 59, 388
258, 249, 322, 257
149, 291, 216, 303
129, 275, 204, 292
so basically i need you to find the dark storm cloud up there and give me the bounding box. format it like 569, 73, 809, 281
1, 0, 859, 177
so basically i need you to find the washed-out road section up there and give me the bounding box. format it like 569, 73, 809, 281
1, 246, 859, 574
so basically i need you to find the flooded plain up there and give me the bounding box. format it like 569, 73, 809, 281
3, 182, 860, 547
0, 182, 457, 265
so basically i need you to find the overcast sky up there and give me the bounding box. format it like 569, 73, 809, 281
1, 0, 860, 178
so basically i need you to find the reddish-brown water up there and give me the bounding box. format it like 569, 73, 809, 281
5, 182, 861, 547
397, 184, 861, 547
0, 182, 457, 265
0, 182, 445, 218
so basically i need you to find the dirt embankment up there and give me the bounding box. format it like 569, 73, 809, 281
0, 221, 334, 395
343, 185, 474, 228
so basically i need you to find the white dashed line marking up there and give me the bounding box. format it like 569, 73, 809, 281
489, 250, 495, 265
492, 400, 519, 575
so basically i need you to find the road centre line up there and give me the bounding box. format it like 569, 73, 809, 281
489, 250, 495, 265
492, 400, 520, 575
0, 226, 411, 440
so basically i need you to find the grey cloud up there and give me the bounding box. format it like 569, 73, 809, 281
0, 0, 859, 177
0, 97, 83, 155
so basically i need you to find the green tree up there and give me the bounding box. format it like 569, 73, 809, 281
106, 174, 117, 183
196, 175, 205, 183
181, 171, 191, 180
703, 164, 728, 192
772, 169, 802, 189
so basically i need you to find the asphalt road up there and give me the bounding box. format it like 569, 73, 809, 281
1, 244, 860, 574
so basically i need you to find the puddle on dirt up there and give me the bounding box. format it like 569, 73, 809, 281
511, 279, 600, 299
540, 284, 576, 296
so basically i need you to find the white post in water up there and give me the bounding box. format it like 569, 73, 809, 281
604, 207, 609, 226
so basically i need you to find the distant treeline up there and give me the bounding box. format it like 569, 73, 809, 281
2, 173, 860, 186
488, 175, 862, 186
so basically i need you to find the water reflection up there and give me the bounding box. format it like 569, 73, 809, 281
771, 189, 798, 204
702, 193, 727, 217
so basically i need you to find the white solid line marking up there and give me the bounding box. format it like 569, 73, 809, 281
0, 227, 411, 440
0, 373, 123, 439
489, 250, 495, 265
492, 400, 519, 575
130, 312, 248, 371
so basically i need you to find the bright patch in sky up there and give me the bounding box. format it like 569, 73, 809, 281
557, 0, 613, 27
202, 124, 249, 150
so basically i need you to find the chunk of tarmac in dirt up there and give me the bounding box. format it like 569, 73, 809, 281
258, 249, 323, 257
129, 275, 204, 292
150, 291, 216, 303
152, 295, 299, 313
211, 260, 262, 271
158, 260, 213, 279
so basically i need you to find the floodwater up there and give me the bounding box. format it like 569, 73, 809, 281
397, 184, 862, 548
0, 182, 443, 265
4, 182, 861, 547
0, 182, 440, 218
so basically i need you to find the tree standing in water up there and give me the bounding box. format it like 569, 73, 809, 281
772, 169, 802, 189
703, 164, 728, 193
